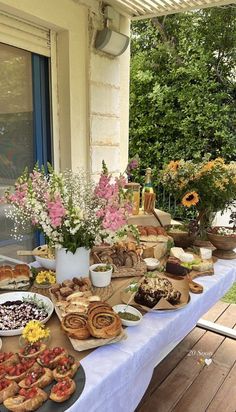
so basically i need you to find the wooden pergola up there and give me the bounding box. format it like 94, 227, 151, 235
107, 0, 236, 18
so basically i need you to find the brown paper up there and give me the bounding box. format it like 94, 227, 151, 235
120, 274, 190, 312
53, 304, 127, 352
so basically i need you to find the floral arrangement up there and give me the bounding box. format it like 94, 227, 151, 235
3, 162, 136, 252
22, 320, 50, 344
159, 156, 236, 234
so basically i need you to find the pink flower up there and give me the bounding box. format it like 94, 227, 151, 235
47, 193, 66, 228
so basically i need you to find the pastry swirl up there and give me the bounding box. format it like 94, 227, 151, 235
61, 313, 90, 340
87, 302, 122, 339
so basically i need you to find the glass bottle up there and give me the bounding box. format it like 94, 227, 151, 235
124, 182, 140, 215
142, 167, 155, 212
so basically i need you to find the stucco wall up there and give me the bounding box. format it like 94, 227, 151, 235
0, 0, 130, 175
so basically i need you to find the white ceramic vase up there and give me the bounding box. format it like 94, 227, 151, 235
56, 247, 90, 283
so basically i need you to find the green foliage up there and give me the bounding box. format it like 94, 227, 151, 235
129, 8, 236, 214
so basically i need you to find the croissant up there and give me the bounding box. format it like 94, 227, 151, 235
61, 313, 90, 340
0, 379, 19, 403
87, 303, 122, 339
3, 387, 47, 411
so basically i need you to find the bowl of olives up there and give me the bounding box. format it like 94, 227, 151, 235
89, 263, 113, 287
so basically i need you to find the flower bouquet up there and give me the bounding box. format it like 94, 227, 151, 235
3, 162, 136, 279
159, 156, 236, 239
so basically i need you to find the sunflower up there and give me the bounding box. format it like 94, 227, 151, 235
181, 191, 199, 207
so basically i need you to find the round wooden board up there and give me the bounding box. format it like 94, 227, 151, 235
91, 283, 114, 301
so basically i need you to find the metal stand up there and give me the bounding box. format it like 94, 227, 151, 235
197, 318, 236, 340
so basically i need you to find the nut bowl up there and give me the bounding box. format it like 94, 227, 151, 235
112, 304, 142, 327
207, 226, 236, 259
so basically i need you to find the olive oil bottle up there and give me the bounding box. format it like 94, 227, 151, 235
142, 167, 155, 213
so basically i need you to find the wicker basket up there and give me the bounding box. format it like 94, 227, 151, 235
92, 246, 147, 278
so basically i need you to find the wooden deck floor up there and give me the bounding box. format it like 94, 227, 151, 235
136, 301, 236, 412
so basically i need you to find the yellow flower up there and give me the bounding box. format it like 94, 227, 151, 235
168, 161, 180, 172
201, 161, 215, 173
36, 270, 56, 285
181, 191, 199, 207
22, 320, 50, 343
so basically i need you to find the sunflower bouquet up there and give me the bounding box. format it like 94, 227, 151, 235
159, 156, 236, 236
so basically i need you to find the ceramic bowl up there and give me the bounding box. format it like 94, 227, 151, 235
112, 304, 143, 327
144, 258, 160, 271
89, 263, 113, 287
35, 255, 56, 270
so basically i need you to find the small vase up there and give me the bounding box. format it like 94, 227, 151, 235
56, 247, 90, 282
19, 335, 50, 348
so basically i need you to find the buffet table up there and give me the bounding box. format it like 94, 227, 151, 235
70, 259, 236, 412
1, 258, 236, 412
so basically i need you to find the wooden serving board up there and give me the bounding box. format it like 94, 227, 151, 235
49, 289, 126, 351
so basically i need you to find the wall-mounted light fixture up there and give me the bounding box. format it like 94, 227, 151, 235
95, 27, 129, 57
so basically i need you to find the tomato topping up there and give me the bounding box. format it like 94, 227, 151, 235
52, 378, 72, 396
0, 378, 11, 390
19, 387, 38, 399
5, 359, 35, 376
0, 353, 13, 363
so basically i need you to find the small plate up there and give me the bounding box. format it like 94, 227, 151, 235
113, 304, 143, 326
0, 291, 54, 336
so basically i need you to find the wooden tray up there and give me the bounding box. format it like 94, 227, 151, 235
53, 304, 126, 351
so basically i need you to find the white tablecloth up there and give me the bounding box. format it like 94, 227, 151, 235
68, 260, 236, 412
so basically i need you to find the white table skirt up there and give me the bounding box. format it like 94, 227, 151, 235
67, 259, 236, 412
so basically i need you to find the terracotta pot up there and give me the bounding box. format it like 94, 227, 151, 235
207, 227, 236, 259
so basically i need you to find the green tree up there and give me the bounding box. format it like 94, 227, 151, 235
129, 7, 236, 191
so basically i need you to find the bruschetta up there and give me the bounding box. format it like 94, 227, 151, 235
3, 387, 47, 411
4, 359, 36, 383
0, 365, 6, 380
18, 342, 47, 360
37, 347, 67, 369
0, 378, 19, 403
49, 378, 76, 402
18, 366, 53, 389
0, 353, 18, 367
52, 355, 78, 381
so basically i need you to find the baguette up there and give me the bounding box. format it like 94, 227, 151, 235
0, 353, 18, 367
52, 356, 78, 381
18, 343, 46, 360
3, 387, 47, 411
49, 378, 76, 402
18, 367, 53, 389
37, 347, 67, 369
0, 379, 19, 403
5, 360, 36, 383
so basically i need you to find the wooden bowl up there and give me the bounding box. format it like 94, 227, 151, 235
207, 227, 236, 259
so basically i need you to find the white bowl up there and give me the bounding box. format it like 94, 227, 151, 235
35, 255, 56, 270
0, 291, 54, 336
144, 258, 160, 271
112, 304, 143, 327
89, 263, 112, 287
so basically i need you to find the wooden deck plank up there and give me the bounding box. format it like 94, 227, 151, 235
136, 303, 236, 412
172, 337, 236, 412
202, 300, 229, 322
137, 332, 224, 412
206, 361, 236, 412
136, 328, 205, 409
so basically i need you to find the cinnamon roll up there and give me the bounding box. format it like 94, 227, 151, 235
87, 303, 122, 339
61, 313, 90, 340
